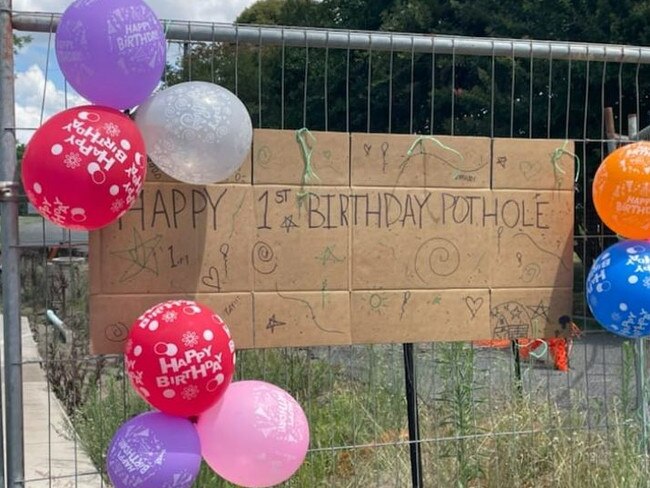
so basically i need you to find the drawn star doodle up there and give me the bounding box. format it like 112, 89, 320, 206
111, 229, 163, 283
315, 246, 345, 266
510, 305, 523, 321
527, 300, 551, 321
266, 314, 287, 334
280, 215, 299, 233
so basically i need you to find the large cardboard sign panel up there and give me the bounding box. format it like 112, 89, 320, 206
90, 132, 574, 353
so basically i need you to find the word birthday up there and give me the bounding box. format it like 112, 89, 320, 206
283, 190, 550, 230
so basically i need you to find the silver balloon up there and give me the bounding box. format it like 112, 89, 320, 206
135, 81, 253, 184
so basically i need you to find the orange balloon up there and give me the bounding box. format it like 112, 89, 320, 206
593, 142, 650, 239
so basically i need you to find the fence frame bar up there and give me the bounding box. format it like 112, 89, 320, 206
1, 3, 24, 488
11, 11, 650, 64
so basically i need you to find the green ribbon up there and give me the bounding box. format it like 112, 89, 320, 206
551, 141, 581, 184
295, 128, 320, 208
401, 135, 464, 170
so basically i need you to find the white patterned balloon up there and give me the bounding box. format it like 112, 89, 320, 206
135, 82, 252, 184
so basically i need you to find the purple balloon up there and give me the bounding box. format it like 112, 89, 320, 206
106, 412, 201, 488
55, 0, 166, 109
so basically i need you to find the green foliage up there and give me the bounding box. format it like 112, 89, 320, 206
13, 34, 31, 54
72, 345, 650, 487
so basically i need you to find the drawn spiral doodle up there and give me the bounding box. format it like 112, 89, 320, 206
252, 241, 278, 275
105, 322, 129, 343
415, 238, 461, 283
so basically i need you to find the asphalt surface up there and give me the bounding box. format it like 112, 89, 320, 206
314, 330, 633, 420
1, 216, 87, 249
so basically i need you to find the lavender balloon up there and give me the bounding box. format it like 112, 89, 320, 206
55, 0, 166, 109
106, 412, 201, 488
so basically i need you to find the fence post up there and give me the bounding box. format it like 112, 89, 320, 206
0, 1, 25, 487
403, 343, 423, 487
624, 115, 649, 460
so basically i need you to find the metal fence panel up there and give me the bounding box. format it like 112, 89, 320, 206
3, 10, 650, 488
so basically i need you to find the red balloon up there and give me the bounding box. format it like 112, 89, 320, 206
22, 105, 147, 230
125, 300, 236, 418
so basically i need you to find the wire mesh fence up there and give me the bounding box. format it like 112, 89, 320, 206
5, 11, 650, 488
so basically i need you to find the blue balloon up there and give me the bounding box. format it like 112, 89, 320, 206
587, 240, 650, 338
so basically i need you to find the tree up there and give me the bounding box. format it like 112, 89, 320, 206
169, 0, 650, 264
13, 34, 31, 54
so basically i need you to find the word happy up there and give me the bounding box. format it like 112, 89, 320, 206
156, 347, 224, 387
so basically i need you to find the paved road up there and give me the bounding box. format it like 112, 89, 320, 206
316, 330, 632, 421
0, 316, 101, 487
0, 217, 87, 249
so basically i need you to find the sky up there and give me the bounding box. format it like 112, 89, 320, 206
13, 0, 258, 142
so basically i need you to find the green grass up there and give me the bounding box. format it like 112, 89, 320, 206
71, 344, 650, 488
18, 255, 650, 486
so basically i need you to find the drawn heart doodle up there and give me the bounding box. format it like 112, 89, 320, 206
465, 296, 484, 319
363, 143, 372, 156
201, 266, 221, 291
322, 149, 332, 160
520, 160, 542, 180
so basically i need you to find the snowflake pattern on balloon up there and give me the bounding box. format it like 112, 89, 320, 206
103, 122, 121, 137
162, 311, 178, 323
110, 199, 125, 213
63, 152, 82, 169
181, 385, 199, 401
643, 276, 650, 289
182, 331, 199, 348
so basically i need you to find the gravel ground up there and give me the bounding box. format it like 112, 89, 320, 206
313, 330, 634, 417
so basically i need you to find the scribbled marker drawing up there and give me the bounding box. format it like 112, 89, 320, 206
527, 300, 551, 321
321, 279, 329, 309
105, 322, 129, 343
220, 244, 230, 278
520, 263, 541, 283
381, 142, 390, 173
266, 314, 286, 334
465, 296, 484, 320
228, 195, 246, 239
315, 245, 345, 266
111, 229, 163, 283
414, 238, 461, 283
363, 143, 372, 156
513, 232, 570, 271
491, 301, 532, 339
201, 266, 222, 291
257, 145, 271, 168
276, 290, 343, 334
280, 215, 299, 233
519, 160, 542, 179
400, 291, 412, 320
252, 241, 278, 274
367, 293, 389, 315
497, 226, 504, 254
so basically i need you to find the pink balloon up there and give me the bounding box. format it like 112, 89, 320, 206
197, 381, 309, 488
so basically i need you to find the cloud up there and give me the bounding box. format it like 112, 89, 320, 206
13, 0, 257, 22
14, 64, 86, 143
12, 0, 258, 142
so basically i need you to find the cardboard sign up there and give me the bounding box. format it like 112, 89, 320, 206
89, 131, 575, 353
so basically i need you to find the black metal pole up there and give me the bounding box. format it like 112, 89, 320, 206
403, 343, 423, 487
511, 340, 522, 395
